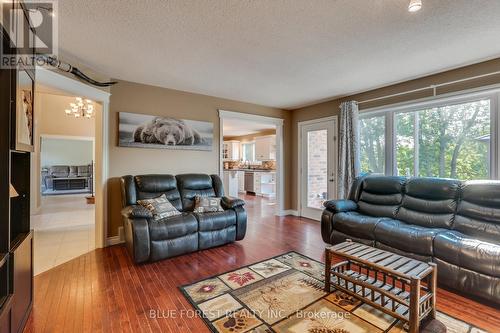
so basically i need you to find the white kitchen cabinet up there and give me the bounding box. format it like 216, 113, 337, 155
254, 172, 262, 195
255, 135, 276, 161
223, 170, 239, 197
237, 171, 245, 193
223, 140, 240, 161
260, 172, 276, 197
250, 171, 276, 197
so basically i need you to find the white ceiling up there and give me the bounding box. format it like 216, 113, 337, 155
57, 0, 500, 109
223, 118, 275, 137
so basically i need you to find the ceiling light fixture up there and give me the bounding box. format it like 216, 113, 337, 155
408, 0, 422, 12
65, 97, 95, 119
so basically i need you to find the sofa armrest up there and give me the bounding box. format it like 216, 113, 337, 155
323, 199, 358, 213
122, 216, 150, 264
221, 196, 245, 210
121, 205, 153, 219
233, 206, 247, 241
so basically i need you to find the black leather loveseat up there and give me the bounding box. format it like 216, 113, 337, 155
322, 175, 500, 304
120, 174, 247, 263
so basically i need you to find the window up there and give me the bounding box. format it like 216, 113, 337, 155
359, 93, 497, 180
360, 115, 386, 174
241, 142, 255, 162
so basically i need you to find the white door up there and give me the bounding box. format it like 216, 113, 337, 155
299, 119, 338, 221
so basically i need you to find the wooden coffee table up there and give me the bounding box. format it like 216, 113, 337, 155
325, 240, 437, 333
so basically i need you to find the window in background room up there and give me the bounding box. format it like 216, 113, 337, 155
359, 115, 386, 174
359, 93, 495, 181
241, 142, 255, 162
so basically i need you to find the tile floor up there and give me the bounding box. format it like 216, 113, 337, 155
31, 194, 95, 275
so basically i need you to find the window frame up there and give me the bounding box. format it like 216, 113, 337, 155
359, 88, 500, 180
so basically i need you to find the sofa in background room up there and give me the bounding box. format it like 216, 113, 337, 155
42, 164, 93, 190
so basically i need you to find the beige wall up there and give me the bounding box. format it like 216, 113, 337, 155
107, 80, 292, 236
38, 93, 96, 137
290, 58, 500, 210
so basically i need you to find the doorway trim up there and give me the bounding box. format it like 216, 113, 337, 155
35, 66, 111, 249
218, 110, 285, 216
297, 116, 338, 221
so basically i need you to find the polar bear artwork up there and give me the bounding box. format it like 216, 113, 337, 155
119, 112, 213, 151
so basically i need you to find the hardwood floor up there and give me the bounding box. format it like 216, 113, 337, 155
24, 195, 500, 332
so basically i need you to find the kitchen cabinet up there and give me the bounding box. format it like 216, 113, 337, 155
222, 141, 240, 161
223, 171, 239, 197
259, 172, 276, 197
255, 135, 276, 161
254, 173, 261, 195
247, 171, 276, 197
237, 171, 245, 193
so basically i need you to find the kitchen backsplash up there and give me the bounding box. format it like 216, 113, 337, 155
224, 160, 276, 170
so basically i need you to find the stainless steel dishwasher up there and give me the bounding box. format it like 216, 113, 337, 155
244, 172, 254, 193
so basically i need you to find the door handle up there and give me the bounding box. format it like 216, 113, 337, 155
329, 178, 335, 182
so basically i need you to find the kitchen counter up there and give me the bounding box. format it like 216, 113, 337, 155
223, 169, 276, 198
223, 169, 276, 172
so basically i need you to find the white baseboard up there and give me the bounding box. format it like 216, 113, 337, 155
106, 236, 124, 246
106, 226, 125, 246
277, 210, 298, 216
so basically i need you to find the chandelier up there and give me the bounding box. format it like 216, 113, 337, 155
65, 97, 95, 119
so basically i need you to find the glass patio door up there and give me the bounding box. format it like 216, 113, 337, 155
299, 119, 337, 220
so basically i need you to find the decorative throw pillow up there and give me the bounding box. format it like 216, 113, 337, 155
137, 194, 181, 221
193, 196, 224, 213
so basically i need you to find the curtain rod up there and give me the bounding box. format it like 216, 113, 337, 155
356, 70, 500, 105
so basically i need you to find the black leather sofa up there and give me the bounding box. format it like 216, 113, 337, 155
322, 175, 500, 304
120, 174, 247, 263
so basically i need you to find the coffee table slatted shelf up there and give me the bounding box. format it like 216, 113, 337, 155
325, 241, 437, 333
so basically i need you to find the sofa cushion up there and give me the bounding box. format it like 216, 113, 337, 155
396, 177, 460, 228
434, 231, 500, 278
357, 176, 406, 218
374, 219, 445, 256
199, 226, 236, 250
177, 174, 216, 211
148, 213, 198, 241
195, 210, 236, 232
333, 212, 387, 240
135, 175, 182, 211
77, 165, 91, 177
454, 180, 500, 243
137, 194, 181, 221
50, 165, 69, 178
150, 233, 198, 262
69, 166, 78, 177
434, 258, 500, 304
193, 196, 224, 213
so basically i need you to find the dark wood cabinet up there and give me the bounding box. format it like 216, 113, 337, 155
0, 1, 35, 332
9, 233, 32, 333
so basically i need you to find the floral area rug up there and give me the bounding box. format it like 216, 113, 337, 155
180, 251, 488, 333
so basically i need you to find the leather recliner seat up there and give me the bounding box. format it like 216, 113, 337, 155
120, 174, 247, 263
322, 175, 500, 304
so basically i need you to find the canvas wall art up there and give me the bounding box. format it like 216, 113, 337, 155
118, 112, 213, 151
15, 69, 34, 152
